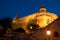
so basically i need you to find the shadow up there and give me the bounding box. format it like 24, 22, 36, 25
15, 28, 26, 33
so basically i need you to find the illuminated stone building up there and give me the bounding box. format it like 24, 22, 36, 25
30, 17, 60, 40
12, 4, 58, 33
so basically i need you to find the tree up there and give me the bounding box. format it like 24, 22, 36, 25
26, 18, 39, 34
15, 28, 26, 33
2, 17, 12, 34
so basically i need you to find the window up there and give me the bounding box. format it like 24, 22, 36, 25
54, 32, 59, 37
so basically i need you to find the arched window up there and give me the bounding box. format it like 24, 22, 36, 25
54, 32, 59, 37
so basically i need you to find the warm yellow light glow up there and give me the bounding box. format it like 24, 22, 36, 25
47, 31, 51, 35
30, 26, 33, 29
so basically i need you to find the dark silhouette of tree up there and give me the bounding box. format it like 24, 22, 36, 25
27, 23, 39, 34
0, 19, 4, 37
15, 28, 26, 33
0, 19, 3, 25
3, 17, 12, 28
1, 17, 12, 34
26, 18, 39, 34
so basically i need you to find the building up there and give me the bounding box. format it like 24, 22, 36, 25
12, 4, 58, 34
30, 17, 60, 40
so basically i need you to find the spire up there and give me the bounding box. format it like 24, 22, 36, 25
39, 4, 46, 12
41, 3, 45, 8
15, 13, 18, 18
14, 13, 19, 20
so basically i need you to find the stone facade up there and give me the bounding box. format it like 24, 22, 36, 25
30, 17, 60, 40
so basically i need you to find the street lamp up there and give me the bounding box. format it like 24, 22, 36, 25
47, 30, 51, 40
47, 31, 51, 35
30, 26, 33, 29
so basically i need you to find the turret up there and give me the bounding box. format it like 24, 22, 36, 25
14, 13, 19, 20
39, 4, 46, 12
12, 13, 19, 23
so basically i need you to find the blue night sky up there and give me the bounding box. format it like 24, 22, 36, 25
0, 0, 60, 19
